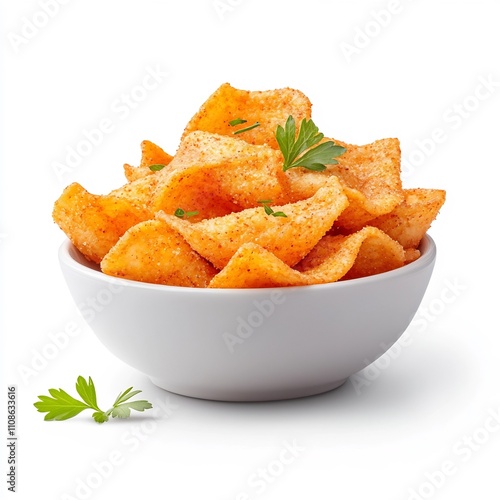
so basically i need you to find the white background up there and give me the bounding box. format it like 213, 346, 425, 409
1, 0, 499, 499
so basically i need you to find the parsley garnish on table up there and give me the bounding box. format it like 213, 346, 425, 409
34, 376, 152, 423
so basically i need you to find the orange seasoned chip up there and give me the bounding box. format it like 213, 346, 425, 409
209, 226, 405, 288
208, 243, 308, 288
158, 175, 348, 270
296, 226, 406, 280
110, 175, 159, 217
52, 183, 150, 264
287, 138, 404, 230
123, 140, 174, 182
152, 131, 290, 217
181, 83, 312, 149
368, 188, 446, 248
404, 247, 421, 264
101, 219, 217, 287
156, 169, 242, 222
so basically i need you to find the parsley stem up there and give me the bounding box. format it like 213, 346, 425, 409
233, 121, 261, 135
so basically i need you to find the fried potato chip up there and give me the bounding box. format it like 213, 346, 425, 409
152, 131, 290, 217
208, 227, 405, 288
101, 219, 217, 287
157, 175, 348, 270
110, 175, 160, 217
155, 165, 242, 222
296, 226, 405, 280
181, 83, 312, 149
123, 140, 174, 182
368, 188, 446, 248
287, 138, 404, 231
208, 243, 308, 288
404, 247, 421, 264
53, 183, 150, 264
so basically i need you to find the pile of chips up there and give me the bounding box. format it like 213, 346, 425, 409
53, 83, 445, 288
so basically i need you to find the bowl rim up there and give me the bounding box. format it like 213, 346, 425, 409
58, 234, 436, 294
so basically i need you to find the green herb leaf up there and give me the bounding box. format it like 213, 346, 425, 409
174, 208, 199, 219
34, 376, 153, 424
257, 199, 288, 218
92, 411, 109, 424
112, 387, 142, 406
276, 116, 346, 171
110, 400, 153, 419
229, 118, 247, 126
233, 121, 261, 135
75, 376, 100, 411
149, 164, 166, 171
264, 205, 274, 216
34, 388, 92, 421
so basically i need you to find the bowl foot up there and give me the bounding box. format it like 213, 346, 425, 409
148, 378, 348, 402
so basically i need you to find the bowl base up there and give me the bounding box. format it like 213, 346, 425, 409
148, 378, 348, 402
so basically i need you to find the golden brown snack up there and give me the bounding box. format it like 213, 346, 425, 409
368, 188, 446, 248
157, 176, 348, 270
123, 140, 174, 182
209, 227, 405, 288
53, 183, 150, 264
287, 138, 404, 230
181, 83, 312, 149
101, 219, 217, 287
52, 83, 445, 287
152, 131, 290, 219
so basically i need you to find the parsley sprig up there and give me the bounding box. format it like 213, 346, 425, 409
33, 376, 152, 424
276, 116, 346, 172
229, 118, 261, 135
149, 164, 167, 171
257, 200, 287, 218
174, 208, 199, 219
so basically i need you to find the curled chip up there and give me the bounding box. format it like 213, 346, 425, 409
368, 188, 446, 248
295, 226, 405, 280
152, 131, 290, 217
53, 183, 150, 264
208, 227, 405, 288
157, 175, 348, 270
287, 138, 404, 230
181, 83, 312, 149
101, 219, 217, 287
123, 140, 174, 182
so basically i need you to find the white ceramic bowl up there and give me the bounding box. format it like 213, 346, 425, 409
59, 235, 436, 401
